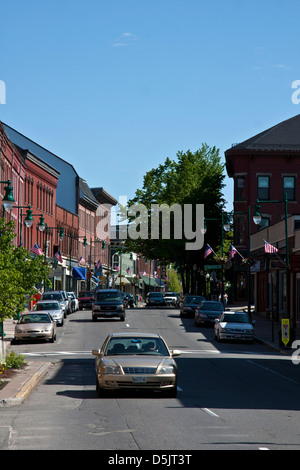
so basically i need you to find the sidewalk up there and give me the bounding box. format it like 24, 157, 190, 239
227, 303, 297, 355
0, 307, 297, 406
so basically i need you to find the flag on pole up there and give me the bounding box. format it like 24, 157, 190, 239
78, 256, 85, 264
31, 243, 43, 256
95, 259, 102, 269
229, 244, 238, 259
54, 250, 63, 263
264, 240, 279, 253
204, 244, 213, 259
126, 267, 131, 275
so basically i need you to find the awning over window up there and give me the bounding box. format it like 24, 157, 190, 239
72, 267, 86, 280
140, 275, 158, 287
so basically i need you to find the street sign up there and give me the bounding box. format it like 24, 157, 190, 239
204, 265, 221, 270
281, 319, 290, 346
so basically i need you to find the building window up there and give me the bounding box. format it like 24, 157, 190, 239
257, 176, 270, 201
234, 215, 246, 246
283, 176, 295, 201
235, 175, 246, 201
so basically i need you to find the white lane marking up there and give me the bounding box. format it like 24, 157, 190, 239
258, 447, 270, 450
247, 360, 298, 384
201, 408, 219, 418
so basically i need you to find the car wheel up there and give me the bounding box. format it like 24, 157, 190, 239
120, 315, 125, 321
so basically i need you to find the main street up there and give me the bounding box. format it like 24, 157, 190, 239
1, 306, 299, 451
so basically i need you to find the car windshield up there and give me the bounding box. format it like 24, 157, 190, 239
221, 313, 249, 323
149, 293, 163, 297
105, 337, 169, 356
95, 292, 122, 302
184, 296, 203, 305
42, 293, 63, 301
201, 302, 223, 311
35, 303, 59, 311
20, 314, 51, 324
78, 291, 94, 298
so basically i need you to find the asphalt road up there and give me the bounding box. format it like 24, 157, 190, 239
1, 306, 300, 451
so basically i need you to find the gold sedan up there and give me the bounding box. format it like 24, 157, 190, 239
13, 312, 57, 343
92, 333, 181, 397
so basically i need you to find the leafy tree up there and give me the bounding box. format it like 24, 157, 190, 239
0, 217, 51, 323
124, 145, 226, 293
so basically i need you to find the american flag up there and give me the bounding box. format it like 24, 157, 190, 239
264, 240, 279, 253
31, 243, 43, 256
78, 256, 85, 264
204, 244, 213, 259
229, 244, 238, 259
95, 259, 102, 269
54, 250, 63, 263
126, 267, 131, 275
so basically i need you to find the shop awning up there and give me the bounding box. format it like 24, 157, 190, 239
72, 267, 86, 280
140, 275, 158, 287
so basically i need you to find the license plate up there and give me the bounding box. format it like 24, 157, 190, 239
132, 376, 147, 383
234, 334, 241, 338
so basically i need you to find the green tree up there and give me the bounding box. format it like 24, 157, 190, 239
0, 218, 51, 322
124, 145, 226, 293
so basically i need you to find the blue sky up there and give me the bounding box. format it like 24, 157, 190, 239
1, 0, 300, 212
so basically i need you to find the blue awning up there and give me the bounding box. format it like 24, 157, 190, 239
72, 267, 86, 280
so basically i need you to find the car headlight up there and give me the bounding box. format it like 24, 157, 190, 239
117, 305, 124, 310
101, 365, 120, 374
158, 365, 175, 374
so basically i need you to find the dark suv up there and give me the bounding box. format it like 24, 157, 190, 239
92, 289, 125, 321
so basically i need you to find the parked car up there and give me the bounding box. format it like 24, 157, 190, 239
78, 290, 95, 310
179, 295, 205, 317
92, 289, 125, 321
92, 332, 181, 397
41, 291, 68, 318
60, 290, 72, 315
146, 292, 165, 307
194, 300, 224, 326
164, 292, 180, 307
67, 292, 79, 312
13, 312, 57, 343
34, 300, 65, 326
214, 311, 255, 343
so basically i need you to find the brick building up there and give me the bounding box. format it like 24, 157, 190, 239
225, 114, 300, 324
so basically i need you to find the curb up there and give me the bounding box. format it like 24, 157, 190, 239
255, 336, 292, 355
0, 362, 51, 407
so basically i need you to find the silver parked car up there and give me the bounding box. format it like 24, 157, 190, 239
13, 312, 57, 343
92, 332, 181, 397
214, 311, 255, 343
194, 300, 224, 326
41, 291, 68, 318
34, 300, 65, 326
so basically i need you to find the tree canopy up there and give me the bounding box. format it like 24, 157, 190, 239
0, 218, 51, 322
124, 144, 226, 292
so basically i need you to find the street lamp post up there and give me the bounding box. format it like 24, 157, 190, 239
88, 239, 106, 289
0, 180, 15, 215
43, 223, 64, 260
68, 233, 88, 291
253, 194, 290, 323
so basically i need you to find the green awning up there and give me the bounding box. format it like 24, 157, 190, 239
140, 275, 158, 287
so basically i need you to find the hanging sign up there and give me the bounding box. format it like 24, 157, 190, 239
281, 319, 290, 346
